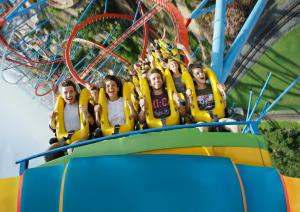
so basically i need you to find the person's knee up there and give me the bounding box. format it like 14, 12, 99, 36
196, 122, 209, 132
44, 143, 66, 162
218, 118, 239, 133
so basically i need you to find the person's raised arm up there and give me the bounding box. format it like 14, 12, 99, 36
49, 111, 58, 131
80, 105, 95, 126
138, 97, 147, 123
94, 104, 101, 127
127, 99, 138, 121
176, 43, 195, 64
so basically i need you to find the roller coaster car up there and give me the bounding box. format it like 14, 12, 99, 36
140, 69, 180, 128
54, 88, 91, 145
185, 67, 226, 122
98, 82, 135, 136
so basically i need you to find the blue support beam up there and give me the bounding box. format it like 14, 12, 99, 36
247, 72, 272, 120
5, 0, 48, 22
77, 0, 96, 24
191, 46, 200, 58
5, 5, 47, 37
246, 90, 253, 120
4, 0, 27, 21
221, 0, 268, 83
257, 76, 300, 121
133, 0, 142, 25
190, 0, 209, 19
196, 5, 215, 18
104, 0, 109, 13
242, 72, 272, 133
211, 0, 227, 80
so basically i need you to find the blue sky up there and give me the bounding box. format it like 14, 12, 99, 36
0, 71, 52, 178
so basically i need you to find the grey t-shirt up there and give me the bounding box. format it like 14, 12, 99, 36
173, 76, 185, 93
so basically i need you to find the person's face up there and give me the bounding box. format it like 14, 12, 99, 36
192, 68, 206, 84
61, 86, 77, 105
105, 79, 119, 100
155, 49, 162, 58
160, 60, 168, 69
149, 73, 163, 90
168, 60, 179, 72
90, 89, 99, 102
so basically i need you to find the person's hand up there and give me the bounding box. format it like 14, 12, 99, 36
139, 97, 146, 112
176, 43, 186, 50
217, 83, 226, 92
49, 111, 58, 121
108, 69, 114, 76
94, 104, 101, 113
79, 105, 89, 117
217, 83, 226, 98
148, 54, 154, 63
173, 93, 180, 105
127, 99, 134, 109
186, 88, 192, 97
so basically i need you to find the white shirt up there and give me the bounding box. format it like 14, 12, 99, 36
64, 102, 81, 132
107, 97, 125, 126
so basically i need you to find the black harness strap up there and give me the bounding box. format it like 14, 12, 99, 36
113, 125, 121, 134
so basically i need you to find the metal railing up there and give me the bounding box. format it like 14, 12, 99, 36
15, 120, 259, 175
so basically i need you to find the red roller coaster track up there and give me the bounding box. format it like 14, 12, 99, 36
1, 0, 190, 92
65, 0, 190, 86
65, 13, 150, 86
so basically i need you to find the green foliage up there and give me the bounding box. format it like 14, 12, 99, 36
188, 31, 198, 52
47, 7, 61, 17
184, 0, 192, 10
260, 124, 300, 177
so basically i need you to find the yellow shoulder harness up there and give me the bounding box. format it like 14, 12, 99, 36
54, 88, 91, 144
140, 70, 180, 128
186, 67, 225, 122
98, 82, 135, 136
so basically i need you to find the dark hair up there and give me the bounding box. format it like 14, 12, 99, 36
188, 63, 203, 73
90, 85, 99, 91
104, 75, 123, 97
60, 80, 79, 100
188, 63, 206, 85
159, 58, 167, 63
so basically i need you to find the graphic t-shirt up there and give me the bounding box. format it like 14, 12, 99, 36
195, 86, 215, 110
151, 91, 170, 119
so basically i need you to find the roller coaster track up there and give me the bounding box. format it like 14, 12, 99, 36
66, 0, 190, 86
2, 56, 48, 75
78, 7, 160, 82
72, 38, 130, 66
225, 0, 300, 89
1, 0, 190, 89
0, 34, 64, 65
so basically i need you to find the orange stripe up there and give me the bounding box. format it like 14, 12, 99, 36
17, 174, 24, 212
59, 162, 70, 212
278, 172, 291, 212
231, 161, 248, 212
